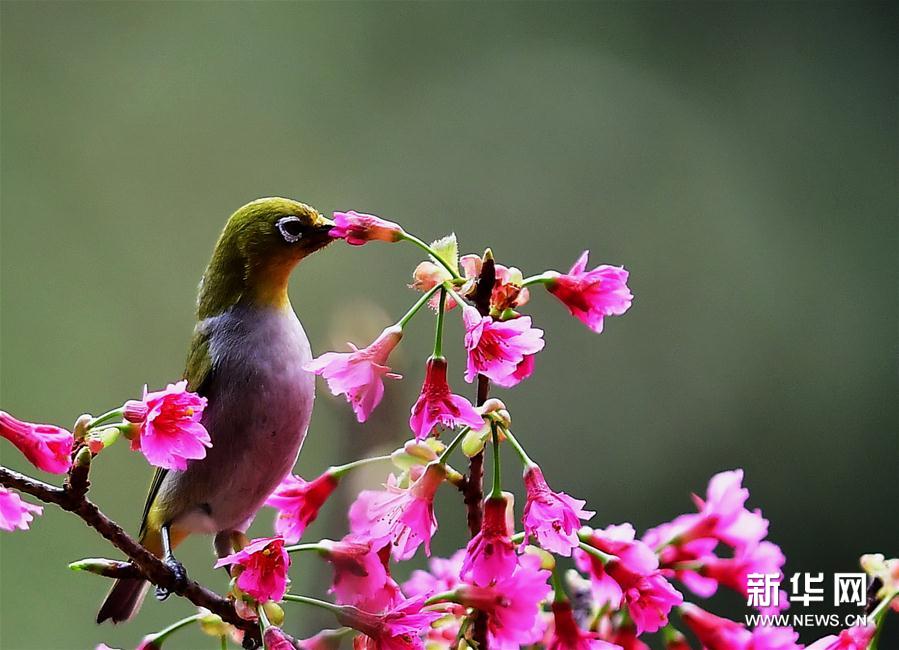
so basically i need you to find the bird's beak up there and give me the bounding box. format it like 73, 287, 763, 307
312, 215, 335, 235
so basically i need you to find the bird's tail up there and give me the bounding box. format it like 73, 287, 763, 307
96, 526, 168, 624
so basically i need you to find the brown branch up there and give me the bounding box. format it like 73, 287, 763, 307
0, 460, 261, 648
467, 250, 496, 649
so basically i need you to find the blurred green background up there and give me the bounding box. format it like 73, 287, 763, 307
1, 2, 896, 649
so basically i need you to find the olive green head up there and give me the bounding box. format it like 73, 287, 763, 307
197, 197, 334, 317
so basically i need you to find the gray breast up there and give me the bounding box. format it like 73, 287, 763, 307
161, 303, 315, 534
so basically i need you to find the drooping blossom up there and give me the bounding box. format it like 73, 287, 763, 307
457, 553, 552, 649
0, 411, 74, 474
0, 487, 42, 531
575, 524, 681, 634
545, 251, 632, 333
336, 596, 442, 650
701, 540, 787, 612
124, 381, 211, 471
461, 494, 519, 586
643, 469, 768, 553
135, 636, 162, 650
330, 211, 405, 246
321, 536, 401, 612
305, 325, 402, 422
214, 536, 290, 603
349, 463, 446, 561
265, 471, 340, 543
805, 625, 877, 650
523, 465, 594, 556
679, 603, 801, 650
546, 600, 621, 649
461, 306, 544, 387
409, 357, 482, 440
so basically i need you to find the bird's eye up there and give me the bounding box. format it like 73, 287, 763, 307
277, 216, 304, 243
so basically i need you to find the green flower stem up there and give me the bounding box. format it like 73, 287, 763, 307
424, 590, 460, 606
871, 590, 897, 623
438, 426, 472, 464
400, 233, 462, 280
283, 593, 344, 617
220, 634, 227, 650
150, 612, 203, 645
398, 284, 442, 329
433, 288, 447, 357
490, 425, 503, 499
257, 602, 271, 632
501, 428, 536, 468
87, 408, 124, 430
521, 272, 556, 288
441, 282, 470, 310
511, 532, 526, 544
577, 540, 615, 564
283, 542, 326, 554
551, 567, 569, 603
330, 454, 393, 478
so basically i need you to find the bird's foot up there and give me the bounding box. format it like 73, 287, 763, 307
155, 554, 187, 601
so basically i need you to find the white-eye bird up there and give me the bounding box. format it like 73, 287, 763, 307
98, 197, 334, 623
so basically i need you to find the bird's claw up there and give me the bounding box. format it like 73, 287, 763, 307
155, 555, 187, 601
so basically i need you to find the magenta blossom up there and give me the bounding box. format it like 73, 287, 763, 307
457, 553, 552, 649
702, 540, 787, 612
546, 600, 620, 650
265, 471, 339, 543
409, 357, 482, 440
0, 411, 73, 474
461, 494, 519, 586
330, 211, 405, 246
522, 465, 594, 556
806, 625, 877, 650
680, 603, 800, 650
336, 596, 442, 650
0, 487, 43, 531
349, 463, 446, 561
545, 251, 633, 333
124, 381, 211, 471
461, 306, 544, 387
305, 325, 402, 422
403, 549, 467, 599
214, 536, 290, 603
322, 536, 402, 612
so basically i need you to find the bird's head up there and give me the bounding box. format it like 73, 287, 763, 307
197, 197, 335, 317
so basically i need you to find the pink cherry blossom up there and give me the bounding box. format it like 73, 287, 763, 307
461, 306, 544, 387
322, 536, 401, 612
610, 566, 682, 635
330, 211, 405, 246
692, 469, 768, 549
265, 471, 339, 543
461, 495, 519, 586
336, 596, 442, 650
214, 536, 290, 603
403, 549, 467, 599
349, 464, 445, 561
0, 487, 42, 531
702, 540, 787, 612
545, 251, 632, 333
806, 625, 877, 650
409, 357, 482, 440
305, 325, 402, 422
296, 629, 348, 650
410, 255, 530, 314
679, 603, 801, 650
546, 600, 620, 650
0, 411, 73, 474
523, 465, 594, 556
124, 381, 211, 471
457, 553, 552, 649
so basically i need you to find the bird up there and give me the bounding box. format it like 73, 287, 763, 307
97, 197, 334, 624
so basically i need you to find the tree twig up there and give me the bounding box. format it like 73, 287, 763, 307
0, 461, 262, 647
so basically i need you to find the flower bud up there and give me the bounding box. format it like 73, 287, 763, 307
73, 414, 92, 440
197, 609, 230, 638
122, 400, 149, 423
461, 420, 492, 457
262, 601, 285, 627
523, 544, 555, 571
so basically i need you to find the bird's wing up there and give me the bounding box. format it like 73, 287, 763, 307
138, 327, 215, 538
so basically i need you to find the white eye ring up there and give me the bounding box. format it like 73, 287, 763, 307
277, 216, 304, 243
